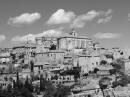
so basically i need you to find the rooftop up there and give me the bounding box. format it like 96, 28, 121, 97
36, 50, 65, 54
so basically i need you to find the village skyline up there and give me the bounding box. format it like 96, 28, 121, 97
0, 0, 130, 48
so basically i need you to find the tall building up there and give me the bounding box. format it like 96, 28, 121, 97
34, 29, 100, 74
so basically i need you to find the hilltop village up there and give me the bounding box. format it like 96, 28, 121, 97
0, 29, 130, 97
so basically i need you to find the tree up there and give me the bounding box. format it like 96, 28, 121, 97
129, 56, 130, 59
110, 58, 130, 91
105, 54, 114, 59
99, 77, 112, 97
24, 76, 33, 92
0, 86, 34, 97
55, 84, 71, 97
40, 74, 45, 91
7, 84, 12, 92
111, 58, 125, 73
111, 58, 125, 82
30, 60, 34, 72
93, 68, 99, 74
100, 60, 107, 65
44, 80, 71, 97
16, 71, 20, 88
112, 75, 129, 88
44, 81, 57, 97
10, 53, 16, 63
50, 44, 56, 50
20, 87, 34, 97
109, 69, 116, 75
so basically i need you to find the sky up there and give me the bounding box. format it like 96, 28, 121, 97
0, 0, 130, 48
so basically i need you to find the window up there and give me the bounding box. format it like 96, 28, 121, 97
76, 40, 80, 49
41, 66, 43, 70
81, 40, 85, 49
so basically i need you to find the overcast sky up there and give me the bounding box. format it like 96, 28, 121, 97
0, 0, 130, 48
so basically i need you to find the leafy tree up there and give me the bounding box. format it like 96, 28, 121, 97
93, 68, 99, 73
105, 54, 114, 59
129, 56, 130, 59
111, 58, 125, 73
111, 58, 125, 82
50, 44, 56, 50
20, 87, 34, 97
10, 53, 16, 63
100, 60, 107, 65
110, 58, 130, 92
109, 69, 116, 75
44, 80, 71, 97
54, 84, 71, 97
44, 81, 57, 97
99, 77, 112, 97
24, 76, 33, 92
0, 86, 34, 97
7, 84, 12, 92
112, 75, 129, 88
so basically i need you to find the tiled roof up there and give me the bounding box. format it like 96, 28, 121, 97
13, 42, 36, 49
36, 50, 65, 54
58, 33, 91, 40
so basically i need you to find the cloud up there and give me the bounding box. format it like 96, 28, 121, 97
97, 9, 113, 24
11, 34, 35, 42
0, 35, 6, 42
105, 9, 113, 16
128, 13, 130, 19
94, 32, 121, 39
11, 28, 63, 43
71, 9, 113, 28
128, 13, 130, 21
8, 12, 41, 26
47, 9, 76, 25
97, 15, 112, 24
70, 10, 99, 28
46, 9, 113, 27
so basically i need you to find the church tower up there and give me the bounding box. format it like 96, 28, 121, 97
69, 28, 78, 37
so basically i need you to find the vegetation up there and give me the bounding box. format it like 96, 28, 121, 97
99, 77, 112, 97
111, 58, 125, 73
0, 80, 34, 97
105, 54, 114, 59
100, 60, 107, 65
93, 68, 99, 74
60, 67, 81, 82
110, 58, 130, 88
0, 73, 72, 97
44, 82, 71, 97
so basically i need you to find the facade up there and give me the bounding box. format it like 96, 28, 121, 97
124, 59, 130, 75
34, 29, 101, 76
35, 36, 58, 53
0, 48, 12, 64
12, 42, 36, 64
73, 54, 100, 74
0, 81, 13, 89
57, 31, 93, 55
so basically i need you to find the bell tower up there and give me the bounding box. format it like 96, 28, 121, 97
70, 28, 78, 37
